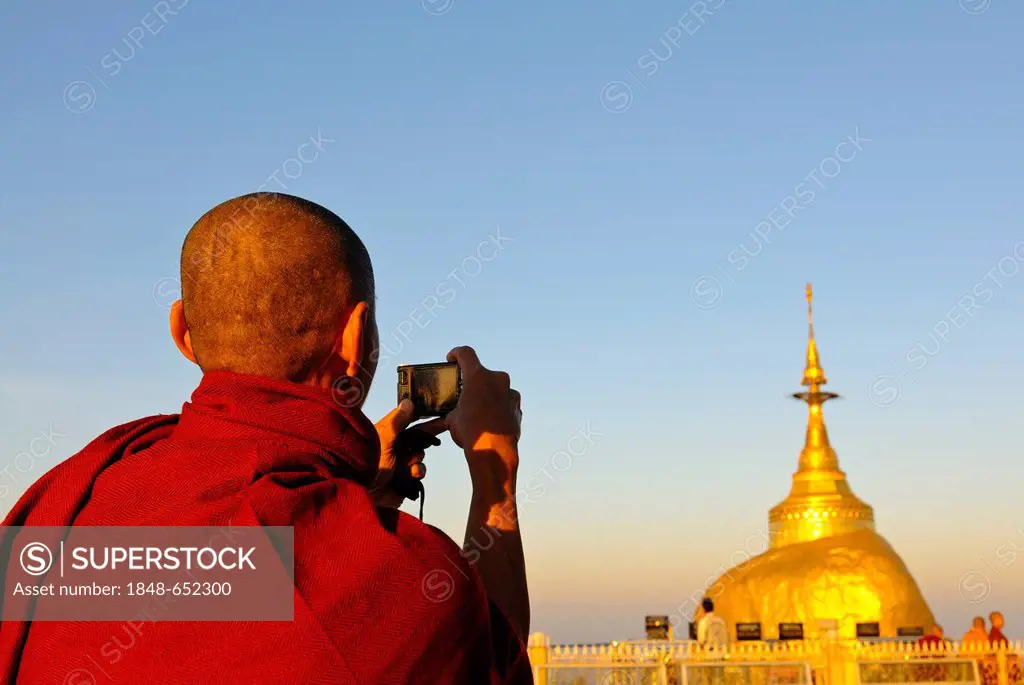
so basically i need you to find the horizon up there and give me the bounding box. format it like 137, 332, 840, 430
3, 0, 1024, 645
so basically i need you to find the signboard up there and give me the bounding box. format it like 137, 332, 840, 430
856, 622, 881, 638
897, 626, 924, 637
779, 622, 804, 640
645, 615, 670, 640
736, 622, 762, 641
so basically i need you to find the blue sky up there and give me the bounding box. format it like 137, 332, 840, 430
2, 0, 1023, 643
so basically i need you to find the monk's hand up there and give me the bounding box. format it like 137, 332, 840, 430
445, 346, 522, 491
371, 400, 445, 509
446, 346, 529, 640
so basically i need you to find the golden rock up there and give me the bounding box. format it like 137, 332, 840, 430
708, 284, 934, 639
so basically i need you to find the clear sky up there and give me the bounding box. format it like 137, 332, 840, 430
2, 0, 1023, 644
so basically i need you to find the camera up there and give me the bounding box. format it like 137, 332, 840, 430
397, 363, 462, 419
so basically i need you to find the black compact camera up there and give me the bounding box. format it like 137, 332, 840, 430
397, 363, 462, 419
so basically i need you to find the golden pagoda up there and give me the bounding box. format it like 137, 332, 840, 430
707, 284, 934, 640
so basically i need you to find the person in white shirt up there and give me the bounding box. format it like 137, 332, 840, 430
696, 598, 729, 651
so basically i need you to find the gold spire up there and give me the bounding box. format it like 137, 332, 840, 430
769, 283, 874, 549
802, 283, 827, 387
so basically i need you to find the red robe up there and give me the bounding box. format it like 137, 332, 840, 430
0, 371, 532, 684
917, 635, 946, 648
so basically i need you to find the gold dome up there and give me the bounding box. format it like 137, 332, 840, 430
707, 284, 934, 639
708, 529, 934, 639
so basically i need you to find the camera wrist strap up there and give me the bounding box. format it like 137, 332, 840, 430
413, 480, 425, 520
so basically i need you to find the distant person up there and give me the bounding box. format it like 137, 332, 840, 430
962, 616, 990, 645
989, 611, 1008, 646
696, 598, 729, 651
992, 612, 1024, 684
918, 624, 947, 649
963, 617, 998, 685
914, 624, 949, 681
0, 194, 531, 683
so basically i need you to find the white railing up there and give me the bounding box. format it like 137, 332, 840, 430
527, 634, 1024, 685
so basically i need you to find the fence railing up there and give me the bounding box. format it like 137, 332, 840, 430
526, 635, 1024, 685
681, 660, 814, 685
857, 658, 978, 685
535, 662, 667, 684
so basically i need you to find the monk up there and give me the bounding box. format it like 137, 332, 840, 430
917, 623, 947, 649
962, 616, 990, 645
913, 623, 949, 681
989, 611, 1009, 646
990, 612, 1022, 685
0, 193, 532, 684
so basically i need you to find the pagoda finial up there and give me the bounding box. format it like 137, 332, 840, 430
807, 283, 814, 337
802, 282, 827, 387
792, 283, 839, 471
771, 283, 874, 549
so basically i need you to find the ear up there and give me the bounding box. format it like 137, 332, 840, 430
339, 301, 371, 378
169, 300, 198, 365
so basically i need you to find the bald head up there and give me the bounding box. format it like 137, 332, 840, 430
179, 193, 374, 380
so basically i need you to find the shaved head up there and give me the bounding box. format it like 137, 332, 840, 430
179, 193, 374, 380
